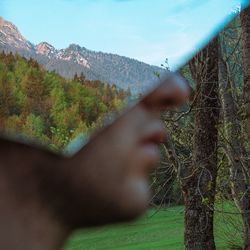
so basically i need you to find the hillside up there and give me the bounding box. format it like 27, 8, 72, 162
0, 52, 128, 151
0, 16, 165, 94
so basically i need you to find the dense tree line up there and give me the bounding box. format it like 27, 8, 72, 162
0, 52, 129, 151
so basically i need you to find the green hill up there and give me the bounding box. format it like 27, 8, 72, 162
0, 52, 129, 151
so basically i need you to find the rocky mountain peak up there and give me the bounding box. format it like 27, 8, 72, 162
0, 17, 164, 94
35, 42, 56, 56
68, 44, 82, 52
0, 16, 18, 31
0, 16, 5, 26
0, 16, 33, 50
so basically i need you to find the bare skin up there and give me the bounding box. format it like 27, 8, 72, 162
0, 73, 189, 250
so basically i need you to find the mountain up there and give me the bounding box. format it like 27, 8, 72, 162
0, 16, 165, 94
0, 16, 33, 51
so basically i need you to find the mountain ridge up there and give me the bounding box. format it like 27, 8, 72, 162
0, 16, 165, 94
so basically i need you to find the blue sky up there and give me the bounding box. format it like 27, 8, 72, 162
0, 0, 247, 69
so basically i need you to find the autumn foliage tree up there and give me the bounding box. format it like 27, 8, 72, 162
0, 52, 129, 151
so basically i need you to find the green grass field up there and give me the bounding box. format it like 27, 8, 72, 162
64, 204, 243, 250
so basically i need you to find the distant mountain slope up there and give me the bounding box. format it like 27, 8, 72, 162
0, 16, 165, 94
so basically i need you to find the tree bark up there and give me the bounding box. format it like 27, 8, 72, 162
240, 6, 250, 249
241, 6, 250, 138
182, 38, 219, 250
219, 41, 250, 250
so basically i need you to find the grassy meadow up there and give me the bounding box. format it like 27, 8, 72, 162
64, 204, 242, 250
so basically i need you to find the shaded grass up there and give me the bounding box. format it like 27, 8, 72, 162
64, 204, 242, 250
214, 201, 243, 249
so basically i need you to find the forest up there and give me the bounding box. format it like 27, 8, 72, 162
0, 5, 250, 250
0, 52, 129, 152
148, 7, 250, 249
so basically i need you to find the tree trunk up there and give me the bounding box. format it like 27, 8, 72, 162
240, 6, 250, 249
241, 6, 250, 138
182, 38, 219, 250
219, 40, 250, 249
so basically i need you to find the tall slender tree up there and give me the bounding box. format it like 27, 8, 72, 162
219, 37, 250, 249
238, 7, 250, 248
240, 5, 250, 138
182, 38, 219, 249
